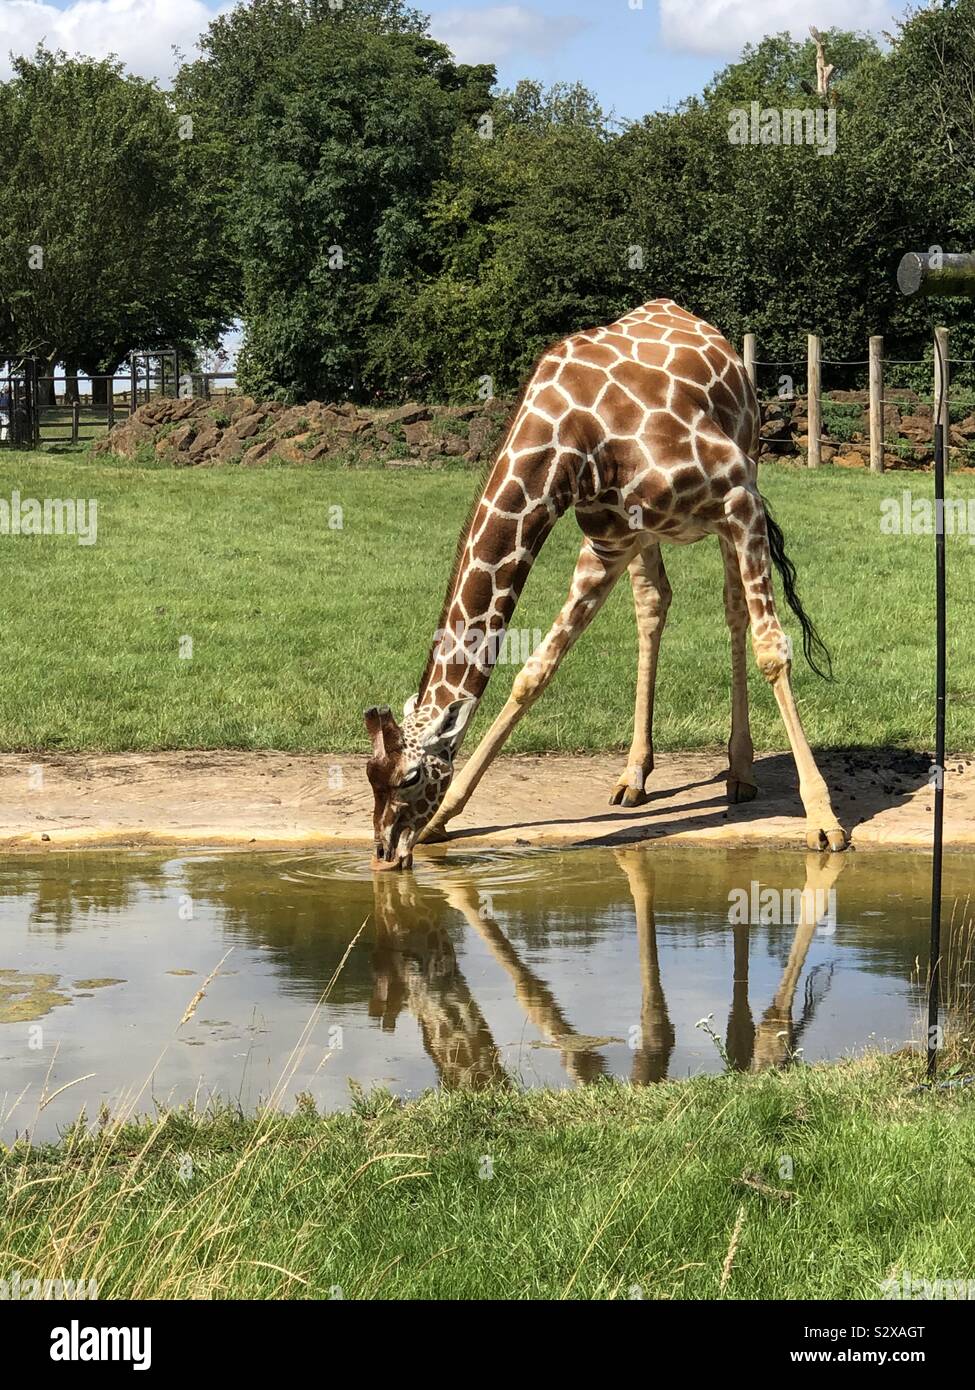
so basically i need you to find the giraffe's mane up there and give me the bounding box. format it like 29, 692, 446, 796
415, 347, 560, 704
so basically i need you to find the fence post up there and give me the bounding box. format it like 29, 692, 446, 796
743, 333, 757, 390
107, 378, 115, 429
869, 335, 884, 473
807, 333, 821, 468
71, 399, 80, 444
28, 357, 39, 447
934, 326, 950, 474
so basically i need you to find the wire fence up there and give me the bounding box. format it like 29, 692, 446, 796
745, 328, 973, 470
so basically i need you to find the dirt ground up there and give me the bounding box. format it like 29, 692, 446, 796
0, 746, 971, 854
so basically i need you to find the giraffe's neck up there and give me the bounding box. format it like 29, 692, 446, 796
417, 446, 570, 714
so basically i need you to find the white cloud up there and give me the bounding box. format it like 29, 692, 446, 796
429, 4, 586, 65
659, 0, 898, 56
0, 0, 228, 83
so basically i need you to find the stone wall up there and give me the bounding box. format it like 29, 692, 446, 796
93, 394, 515, 468
93, 388, 975, 471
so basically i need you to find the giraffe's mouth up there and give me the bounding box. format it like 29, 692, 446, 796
371, 825, 415, 873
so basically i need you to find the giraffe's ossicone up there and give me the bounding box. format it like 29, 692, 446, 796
365, 299, 847, 870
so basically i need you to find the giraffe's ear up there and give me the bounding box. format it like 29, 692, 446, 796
403, 693, 418, 719
364, 705, 402, 759
419, 698, 476, 758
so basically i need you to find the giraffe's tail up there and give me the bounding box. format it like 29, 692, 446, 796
761, 496, 833, 681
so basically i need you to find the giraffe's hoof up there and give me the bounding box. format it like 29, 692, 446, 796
805, 826, 849, 853
609, 784, 650, 807
609, 764, 653, 807
726, 779, 759, 805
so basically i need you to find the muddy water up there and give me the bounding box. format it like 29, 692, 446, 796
0, 847, 970, 1141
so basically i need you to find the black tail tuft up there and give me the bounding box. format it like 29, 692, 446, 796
762, 496, 833, 681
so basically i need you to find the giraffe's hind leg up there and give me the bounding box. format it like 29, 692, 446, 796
719, 535, 758, 805
722, 482, 846, 852
420, 536, 637, 841
609, 544, 671, 807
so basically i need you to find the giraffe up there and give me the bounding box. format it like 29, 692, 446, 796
365, 299, 848, 870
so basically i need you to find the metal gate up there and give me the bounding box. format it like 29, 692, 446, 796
0, 359, 36, 448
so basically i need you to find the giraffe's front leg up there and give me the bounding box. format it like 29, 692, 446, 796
421, 537, 637, 840
609, 545, 671, 807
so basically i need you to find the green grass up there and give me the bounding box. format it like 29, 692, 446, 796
0, 446, 973, 752
3, 1054, 974, 1299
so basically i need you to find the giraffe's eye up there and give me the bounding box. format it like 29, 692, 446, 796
396, 768, 422, 792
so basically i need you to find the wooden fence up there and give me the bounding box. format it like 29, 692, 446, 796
742, 326, 968, 472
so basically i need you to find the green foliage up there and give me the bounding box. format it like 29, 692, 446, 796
196, 1, 975, 402
6, 1055, 975, 1299
6, 1, 975, 402
0, 47, 234, 375
176, 0, 492, 401
367, 93, 631, 399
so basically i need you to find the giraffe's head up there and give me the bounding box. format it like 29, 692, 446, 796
364, 696, 476, 871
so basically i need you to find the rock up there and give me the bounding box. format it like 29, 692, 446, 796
900, 414, 932, 441
212, 431, 244, 461
187, 427, 220, 459
235, 413, 264, 439
403, 421, 430, 446
439, 433, 468, 457
335, 416, 371, 436
836, 450, 866, 469
275, 433, 315, 463
466, 417, 494, 461
242, 439, 275, 466
169, 424, 196, 452
377, 403, 431, 427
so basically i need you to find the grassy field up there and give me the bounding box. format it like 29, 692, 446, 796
0, 445, 973, 753
3, 1054, 974, 1299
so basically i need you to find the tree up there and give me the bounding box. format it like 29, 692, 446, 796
175, 2, 489, 400
0, 48, 234, 399
367, 82, 631, 400
175, 0, 491, 400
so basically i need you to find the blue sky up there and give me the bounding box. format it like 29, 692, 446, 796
1, 1, 906, 119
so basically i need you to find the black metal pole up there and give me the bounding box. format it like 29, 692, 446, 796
927, 418, 946, 1079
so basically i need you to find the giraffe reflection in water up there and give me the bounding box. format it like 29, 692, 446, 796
370, 847, 848, 1087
